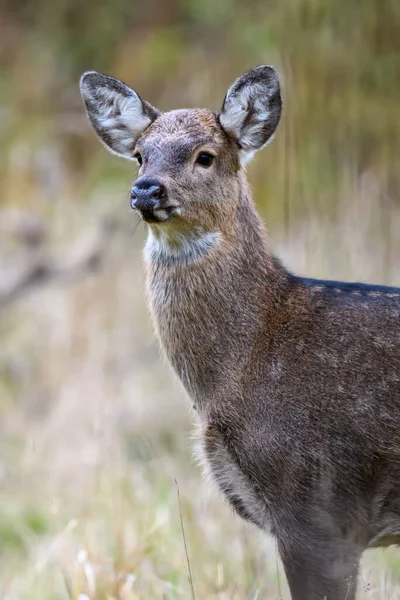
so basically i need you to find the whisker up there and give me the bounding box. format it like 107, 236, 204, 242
131, 214, 142, 235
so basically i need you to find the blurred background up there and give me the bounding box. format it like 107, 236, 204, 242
0, 1, 399, 598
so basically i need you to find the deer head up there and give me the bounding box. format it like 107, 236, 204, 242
80, 66, 282, 239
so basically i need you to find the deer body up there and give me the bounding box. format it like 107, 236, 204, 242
81, 67, 400, 600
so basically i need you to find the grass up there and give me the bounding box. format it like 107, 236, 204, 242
2, 418, 400, 600
0, 186, 400, 599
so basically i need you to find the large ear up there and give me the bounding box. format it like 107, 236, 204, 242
80, 72, 160, 159
219, 65, 282, 163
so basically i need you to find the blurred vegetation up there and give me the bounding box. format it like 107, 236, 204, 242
1, 0, 399, 220
0, 0, 399, 598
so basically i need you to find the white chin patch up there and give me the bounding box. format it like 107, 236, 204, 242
152, 207, 181, 222
152, 208, 171, 222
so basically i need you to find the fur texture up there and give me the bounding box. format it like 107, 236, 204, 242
80, 66, 400, 600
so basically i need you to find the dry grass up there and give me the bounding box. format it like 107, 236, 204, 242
0, 177, 400, 599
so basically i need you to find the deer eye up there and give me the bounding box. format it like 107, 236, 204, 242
134, 152, 142, 166
196, 152, 214, 168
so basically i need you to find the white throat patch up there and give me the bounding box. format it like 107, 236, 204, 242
144, 227, 221, 267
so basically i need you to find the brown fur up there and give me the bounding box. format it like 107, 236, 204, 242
80, 66, 400, 600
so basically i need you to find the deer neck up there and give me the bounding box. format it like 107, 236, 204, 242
144, 180, 290, 413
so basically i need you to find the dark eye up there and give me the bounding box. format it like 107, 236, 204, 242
196, 152, 214, 167
134, 152, 143, 166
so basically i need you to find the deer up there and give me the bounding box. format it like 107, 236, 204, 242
80, 65, 400, 600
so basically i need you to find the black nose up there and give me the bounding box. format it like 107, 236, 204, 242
130, 178, 166, 211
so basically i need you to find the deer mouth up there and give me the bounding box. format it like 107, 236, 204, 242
139, 206, 181, 224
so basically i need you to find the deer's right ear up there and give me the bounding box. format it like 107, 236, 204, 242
80, 72, 160, 159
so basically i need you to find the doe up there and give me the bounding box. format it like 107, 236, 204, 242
80, 66, 400, 600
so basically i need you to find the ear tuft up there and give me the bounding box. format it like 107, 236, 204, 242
219, 66, 282, 162
80, 72, 160, 159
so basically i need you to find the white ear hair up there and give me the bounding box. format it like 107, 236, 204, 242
219, 65, 282, 163
80, 72, 159, 159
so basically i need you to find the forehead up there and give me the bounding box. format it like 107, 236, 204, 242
140, 108, 226, 149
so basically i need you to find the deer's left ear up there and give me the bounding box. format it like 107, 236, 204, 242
219, 65, 282, 163
80, 72, 160, 159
